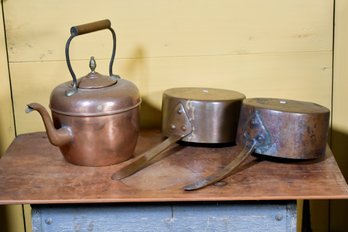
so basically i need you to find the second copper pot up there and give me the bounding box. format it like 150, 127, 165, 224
162, 87, 246, 144
236, 98, 330, 159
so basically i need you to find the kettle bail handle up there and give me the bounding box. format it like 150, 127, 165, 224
65, 19, 117, 96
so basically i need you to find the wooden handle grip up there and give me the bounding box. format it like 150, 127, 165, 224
70, 19, 111, 36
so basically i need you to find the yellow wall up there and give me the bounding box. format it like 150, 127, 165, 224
0, 0, 15, 156
330, 0, 348, 230
2, 0, 348, 231
0, 2, 25, 232
3, 0, 333, 136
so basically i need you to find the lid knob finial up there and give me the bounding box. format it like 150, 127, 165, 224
89, 56, 96, 73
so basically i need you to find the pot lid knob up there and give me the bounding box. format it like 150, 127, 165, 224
77, 57, 117, 89
89, 56, 96, 72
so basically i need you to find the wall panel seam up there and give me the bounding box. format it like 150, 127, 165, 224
328, 0, 336, 231
1, 0, 17, 138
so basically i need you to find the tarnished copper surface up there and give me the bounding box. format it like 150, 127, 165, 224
49, 77, 141, 117
174, 98, 331, 191
162, 87, 245, 144
236, 98, 330, 159
0, 130, 348, 205
26, 20, 141, 166
53, 109, 139, 166
27, 103, 139, 166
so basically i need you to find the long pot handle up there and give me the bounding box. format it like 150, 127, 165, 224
184, 111, 270, 191
184, 142, 256, 191
112, 135, 182, 180
112, 102, 193, 180
65, 19, 117, 96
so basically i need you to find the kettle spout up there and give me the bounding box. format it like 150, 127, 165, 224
26, 103, 72, 147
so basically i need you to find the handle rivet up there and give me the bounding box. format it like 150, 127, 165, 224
275, 214, 283, 221
171, 124, 176, 130
181, 126, 187, 131
45, 218, 53, 225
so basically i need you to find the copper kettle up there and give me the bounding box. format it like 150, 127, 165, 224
26, 20, 141, 167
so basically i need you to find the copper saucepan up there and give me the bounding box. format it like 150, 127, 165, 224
184, 98, 330, 190
112, 87, 245, 180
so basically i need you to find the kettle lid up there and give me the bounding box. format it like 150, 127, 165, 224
49, 57, 141, 117
77, 56, 117, 89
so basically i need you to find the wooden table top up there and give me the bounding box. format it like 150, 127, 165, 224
0, 130, 348, 204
